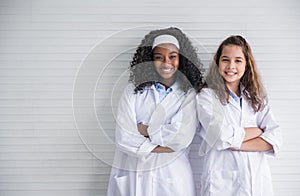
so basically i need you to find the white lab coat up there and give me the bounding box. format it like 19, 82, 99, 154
196, 88, 282, 196
107, 82, 197, 196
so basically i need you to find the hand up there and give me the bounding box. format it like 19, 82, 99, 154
137, 123, 149, 137
152, 145, 174, 153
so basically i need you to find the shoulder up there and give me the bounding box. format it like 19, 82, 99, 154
185, 87, 197, 97
178, 88, 197, 105
196, 88, 223, 108
122, 83, 154, 97
196, 88, 215, 99
122, 83, 135, 95
120, 83, 139, 102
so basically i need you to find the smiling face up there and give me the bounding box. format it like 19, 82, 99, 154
152, 43, 179, 87
218, 44, 246, 94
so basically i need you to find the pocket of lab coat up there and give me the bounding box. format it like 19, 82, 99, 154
152, 176, 183, 196
260, 174, 274, 196
211, 170, 240, 195
113, 175, 130, 196
200, 170, 240, 196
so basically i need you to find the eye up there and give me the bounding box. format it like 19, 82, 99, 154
169, 55, 178, 60
235, 59, 243, 63
154, 55, 164, 61
221, 58, 229, 62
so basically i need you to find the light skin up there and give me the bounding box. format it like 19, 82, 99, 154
137, 43, 179, 153
219, 45, 272, 152
218, 44, 246, 96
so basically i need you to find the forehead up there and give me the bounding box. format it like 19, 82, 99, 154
221, 44, 244, 58
153, 43, 179, 53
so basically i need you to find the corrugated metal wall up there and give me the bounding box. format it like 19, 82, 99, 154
0, 0, 299, 195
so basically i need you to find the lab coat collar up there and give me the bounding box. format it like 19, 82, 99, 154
150, 80, 185, 99
228, 83, 245, 110
151, 80, 181, 91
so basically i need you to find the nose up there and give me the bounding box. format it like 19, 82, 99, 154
163, 56, 171, 64
228, 60, 236, 69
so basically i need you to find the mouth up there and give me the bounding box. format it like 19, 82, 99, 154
160, 67, 175, 73
225, 71, 237, 76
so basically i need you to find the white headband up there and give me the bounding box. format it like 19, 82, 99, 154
152, 34, 180, 50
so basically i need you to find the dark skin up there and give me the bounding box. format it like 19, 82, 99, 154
136, 44, 179, 153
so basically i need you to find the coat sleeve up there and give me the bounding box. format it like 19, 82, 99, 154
196, 88, 245, 154
115, 84, 157, 158
257, 104, 282, 156
146, 89, 197, 152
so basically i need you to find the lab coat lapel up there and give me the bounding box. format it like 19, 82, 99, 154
228, 83, 245, 112
157, 82, 184, 113
228, 96, 241, 111
149, 82, 185, 125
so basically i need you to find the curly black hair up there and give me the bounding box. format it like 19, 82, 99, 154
129, 27, 204, 93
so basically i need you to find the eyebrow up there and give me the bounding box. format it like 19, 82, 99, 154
153, 51, 178, 55
221, 55, 244, 59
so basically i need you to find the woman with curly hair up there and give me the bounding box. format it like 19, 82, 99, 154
107, 27, 203, 196
196, 35, 282, 195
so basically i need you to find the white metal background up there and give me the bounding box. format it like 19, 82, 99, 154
0, 0, 299, 195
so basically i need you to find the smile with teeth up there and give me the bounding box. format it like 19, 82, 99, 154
160, 66, 175, 73
225, 71, 237, 76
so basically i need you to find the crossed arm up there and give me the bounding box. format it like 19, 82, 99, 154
139, 124, 273, 153
137, 124, 174, 153
237, 127, 273, 152
197, 89, 276, 153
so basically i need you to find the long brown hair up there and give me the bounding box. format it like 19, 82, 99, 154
201, 35, 267, 112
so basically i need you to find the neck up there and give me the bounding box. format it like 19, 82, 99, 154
227, 83, 240, 96
159, 78, 175, 89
